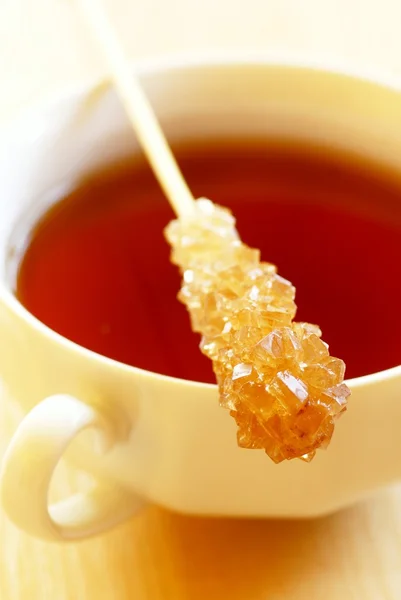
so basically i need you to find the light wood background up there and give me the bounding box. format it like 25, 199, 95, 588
1, 1, 401, 598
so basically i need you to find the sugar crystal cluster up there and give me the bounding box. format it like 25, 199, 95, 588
165, 199, 350, 463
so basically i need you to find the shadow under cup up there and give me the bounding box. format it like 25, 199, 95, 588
13, 139, 401, 383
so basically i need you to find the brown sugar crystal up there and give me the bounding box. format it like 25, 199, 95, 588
165, 199, 350, 463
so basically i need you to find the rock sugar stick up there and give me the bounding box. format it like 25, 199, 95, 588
165, 199, 350, 463
79, 0, 350, 464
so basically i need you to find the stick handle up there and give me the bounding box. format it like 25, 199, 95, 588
78, 0, 195, 216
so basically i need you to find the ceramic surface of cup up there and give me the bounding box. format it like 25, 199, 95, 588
0, 57, 400, 542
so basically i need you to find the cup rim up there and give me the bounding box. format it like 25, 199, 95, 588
1, 51, 401, 391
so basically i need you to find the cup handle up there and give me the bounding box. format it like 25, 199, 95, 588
0, 394, 146, 541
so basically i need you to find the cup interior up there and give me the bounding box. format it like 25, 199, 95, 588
2, 59, 401, 382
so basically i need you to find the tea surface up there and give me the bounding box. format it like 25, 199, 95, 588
16, 141, 401, 382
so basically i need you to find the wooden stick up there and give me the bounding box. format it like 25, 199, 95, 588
77, 0, 195, 217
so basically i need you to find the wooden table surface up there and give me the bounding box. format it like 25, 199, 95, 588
2, 1, 401, 598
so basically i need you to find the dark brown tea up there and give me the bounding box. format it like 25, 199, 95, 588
15, 141, 401, 382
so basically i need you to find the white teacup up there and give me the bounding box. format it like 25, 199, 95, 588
0, 57, 400, 542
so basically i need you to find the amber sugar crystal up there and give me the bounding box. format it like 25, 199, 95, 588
165, 199, 350, 463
